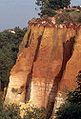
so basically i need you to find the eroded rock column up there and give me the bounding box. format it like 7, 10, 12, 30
5, 18, 80, 119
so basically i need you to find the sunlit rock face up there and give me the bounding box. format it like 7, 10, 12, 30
5, 17, 81, 117
54, 27, 81, 111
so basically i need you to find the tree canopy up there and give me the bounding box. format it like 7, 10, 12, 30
55, 71, 81, 119
36, 0, 71, 17
0, 27, 27, 91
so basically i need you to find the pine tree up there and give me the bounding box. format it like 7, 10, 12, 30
36, 0, 71, 17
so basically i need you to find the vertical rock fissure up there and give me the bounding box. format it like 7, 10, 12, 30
46, 36, 76, 119
25, 68, 33, 102
25, 29, 45, 102
33, 35, 43, 62
25, 30, 31, 48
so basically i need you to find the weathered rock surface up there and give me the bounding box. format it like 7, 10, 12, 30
55, 27, 81, 109
5, 17, 81, 118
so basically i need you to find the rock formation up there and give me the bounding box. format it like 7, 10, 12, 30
5, 17, 81, 118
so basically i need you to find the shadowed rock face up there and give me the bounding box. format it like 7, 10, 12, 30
5, 17, 81, 117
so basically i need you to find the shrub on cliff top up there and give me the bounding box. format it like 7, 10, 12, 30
55, 10, 81, 24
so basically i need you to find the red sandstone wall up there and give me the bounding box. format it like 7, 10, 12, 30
5, 18, 81, 115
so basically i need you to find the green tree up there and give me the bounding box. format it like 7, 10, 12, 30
0, 101, 46, 119
24, 107, 46, 119
0, 27, 27, 92
36, 0, 71, 17
0, 103, 21, 119
55, 71, 81, 119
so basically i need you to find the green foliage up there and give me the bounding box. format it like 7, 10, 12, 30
67, 71, 81, 104
55, 11, 71, 24
56, 103, 81, 119
0, 103, 21, 119
0, 27, 26, 91
35, 0, 71, 17
24, 107, 46, 119
55, 71, 81, 119
56, 10, 81, 24
0, 102, 46, 119
78, 15, 81, 23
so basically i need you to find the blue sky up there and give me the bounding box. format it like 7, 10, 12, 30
71, 0, 81, 5
0, 0, 38, 30
0, 0, 81, 31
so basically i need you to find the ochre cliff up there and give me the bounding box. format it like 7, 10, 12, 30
5, 18, 81, 117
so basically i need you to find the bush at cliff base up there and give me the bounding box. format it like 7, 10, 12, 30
24, 107, 46, 119
55, 72, 81, 119
0, 103, 21, 119
0, 102, 46, 119
56, 103, 81, 119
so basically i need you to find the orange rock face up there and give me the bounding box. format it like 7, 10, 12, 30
5, 18, 81, 116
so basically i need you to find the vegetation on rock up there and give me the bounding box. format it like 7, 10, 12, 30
55, 71, 81, 119
0, 102, 46, 119
56, 9, 81, 24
